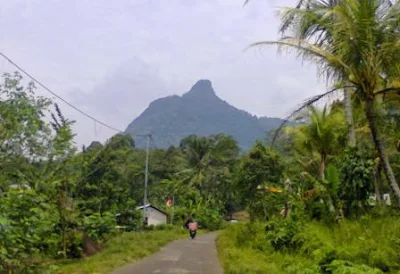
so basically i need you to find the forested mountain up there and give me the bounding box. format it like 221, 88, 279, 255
125, 80, 285, 150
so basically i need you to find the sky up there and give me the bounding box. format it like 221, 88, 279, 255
0, 0, 326, 147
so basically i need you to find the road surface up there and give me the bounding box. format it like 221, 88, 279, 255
110, 233, 223, 274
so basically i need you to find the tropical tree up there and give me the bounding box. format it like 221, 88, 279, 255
178, 135, 214, 192
280, 0, 357, 148
177, 134, 239, 208
0, 72, 52, 164
0, 72, 83, 269
287, 105, 345, 179
343, 88, 356, 147
74, 134, 139, 216
339, 147, 375, 216
252, 0, 400, 204
237, 142, 284, 221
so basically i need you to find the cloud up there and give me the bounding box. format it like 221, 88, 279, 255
74, 56, 169, 127
0, 0, 326, 147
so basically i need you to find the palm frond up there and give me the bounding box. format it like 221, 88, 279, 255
249, 38, 350, 83
271, 85, 350, 145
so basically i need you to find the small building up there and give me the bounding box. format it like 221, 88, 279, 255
369, 193, 392, 206
383, 193, 391, 206
136, 204, 168, 226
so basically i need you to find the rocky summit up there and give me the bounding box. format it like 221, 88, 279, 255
124, 80, 285, 150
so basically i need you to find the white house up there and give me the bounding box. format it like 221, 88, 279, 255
136, 204, 168, 226
369, 193, 392, 206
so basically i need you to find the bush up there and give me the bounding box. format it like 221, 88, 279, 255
217, 216, 400, 274
174, 205, 226, 231
265, 217, 305, 251
195, 207, 226, 231
339, 148, 375, 217
326, 260, 383, 274
0, 189, 60, 272
83, 212, 116, 241
65, 230, 84, 259
56, 228, 186, 273
155, 224, 176, 231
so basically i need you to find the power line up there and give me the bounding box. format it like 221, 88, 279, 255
0, 51, 124, 133
0, 52, 178, 147
0, 53, 174, 220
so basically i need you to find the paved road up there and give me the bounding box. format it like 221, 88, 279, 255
110, 233, 223, 274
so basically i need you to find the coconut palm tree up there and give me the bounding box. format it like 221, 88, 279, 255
287, 105, 345, 179
178, 135, 213, 191
252, 0, 400, 204
284, 1, 360, 149
177, 134, 239, 205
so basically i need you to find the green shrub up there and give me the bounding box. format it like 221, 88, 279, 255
265, 217, 305, 251
83, 212, 116, 241
0, 189, 60, 272
65, 230, 84, 259
155, 224, 176, 231
155, 224, 167, 230
326, 260, 383, 274
56, 228, 186, 273
195, 207, 226, 231
217, 217, 400, 274
339, 148, 375, 217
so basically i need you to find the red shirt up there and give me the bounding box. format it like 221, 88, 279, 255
188, 222, 198, 231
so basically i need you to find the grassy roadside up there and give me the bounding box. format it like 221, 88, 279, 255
217, 224, 276, 274
54, 228, 188, 274
217, 217, 400, 274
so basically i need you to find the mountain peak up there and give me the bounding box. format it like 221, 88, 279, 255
125, 79, 286, 150
193, 79, 212, 89
184, 79, 215, 97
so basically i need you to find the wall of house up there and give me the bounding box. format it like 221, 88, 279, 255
145, 207, 167, 226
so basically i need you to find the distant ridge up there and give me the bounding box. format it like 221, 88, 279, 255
125, 80, 285, 150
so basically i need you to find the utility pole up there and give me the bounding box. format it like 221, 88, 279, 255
171, 195, 175, 224
143, 133, 151, 224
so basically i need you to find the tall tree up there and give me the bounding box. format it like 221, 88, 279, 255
237, 142, 284, 221
344, 88, 356, 147
281, 0, 357, 147
288, 105, 345, 179
252, 0, 400, 204
178, 134, 239, 207
0, 72, 52, 163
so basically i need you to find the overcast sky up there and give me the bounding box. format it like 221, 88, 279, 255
0, 0, 326, 147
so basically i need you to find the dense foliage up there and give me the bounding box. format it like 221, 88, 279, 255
218, 216, 400, 274
215, 0, 400, 273
0, 73, 241, 272
3, 1, 400, 273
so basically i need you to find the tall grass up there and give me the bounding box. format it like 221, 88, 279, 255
54, 228, 187, 274
217, 216, 400, 274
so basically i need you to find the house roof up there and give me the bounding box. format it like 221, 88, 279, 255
136, 204, 168, 215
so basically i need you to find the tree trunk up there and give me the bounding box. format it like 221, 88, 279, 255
320, 154, 326, 180
58, 194, 67, 259
59, 179, 68, 259
327, 195, 336, 213
284, 178, 292, 218
374, 162, 382, 206
344, 89, 356, 147
365, 98, 400, 206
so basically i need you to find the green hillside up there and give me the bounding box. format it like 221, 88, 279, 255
125, 80, 285, 150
